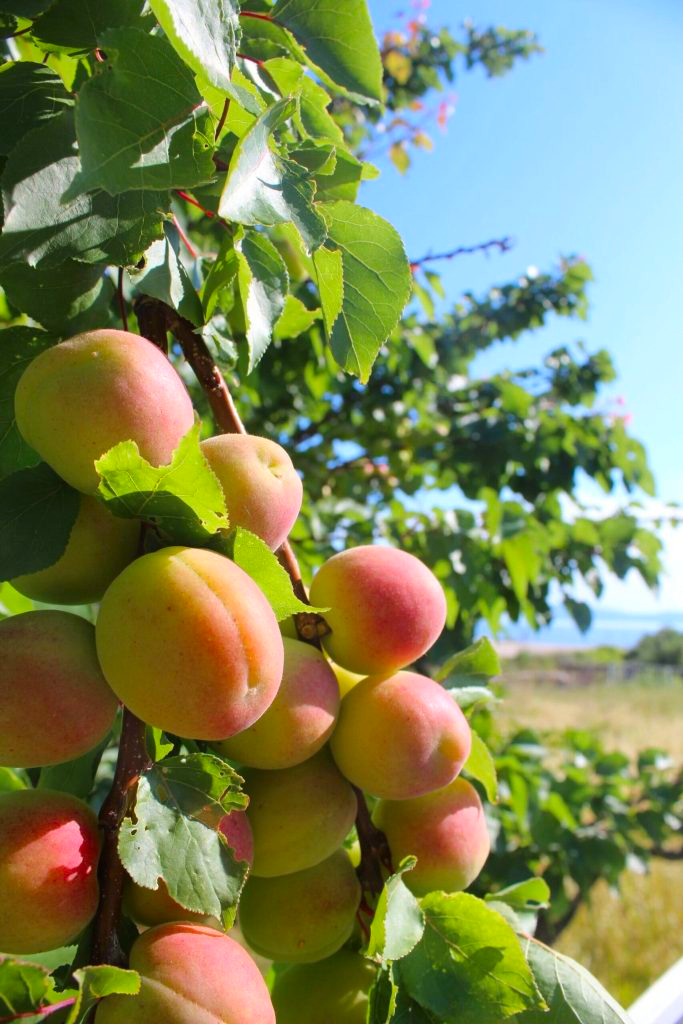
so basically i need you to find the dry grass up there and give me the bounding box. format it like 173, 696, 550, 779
497, 671, 683, 1006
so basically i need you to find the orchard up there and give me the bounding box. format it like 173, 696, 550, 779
0, 2, 654, 1023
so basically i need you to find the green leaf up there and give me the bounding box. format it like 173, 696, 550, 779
0, 63, 70, 158
368, 965, 435, 1023
237, 231, 289, 372
501, 533, 541, 602
366, 858, 425, 966
447, 686, 497, 711
118, 753, 248, 920
0, 0, 52, 15
271, 0, 383, 105
149, 0, 239, 91
226, 527, 325, 620
0, 260, 113, 332
516, 937, 632, 1024
434, 637, 501, 684
274, 294, 320, 340
399, 893, 545, 1024
38, 736, 110, 800
65, 28, 215, 199
0, 582, 33, 618
31, 0, 144, 50
0, 958, 60, 1018
146, 726, 175, 763
313, 201, 411, 382
0, 111, 167, 269
131, 222, 204, 326
0, 463, 80, 581
95, 423, 229, 547
65, 966, 140, 1024
218, 98, 327, 253
485, 879, 550, 911
0, 766, 29, 791
264, 57, 345, 144
0, 327, 54, 480
463, 731, 498, 802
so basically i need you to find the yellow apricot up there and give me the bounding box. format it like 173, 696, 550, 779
271, 950, 377, 1024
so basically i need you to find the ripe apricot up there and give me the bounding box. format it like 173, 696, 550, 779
309, 546, 447, 675
271, 950, 377, 1024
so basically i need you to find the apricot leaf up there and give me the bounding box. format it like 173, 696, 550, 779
366, 857, 425, 966
149, 0, 240, 91
0, 463, 79, 581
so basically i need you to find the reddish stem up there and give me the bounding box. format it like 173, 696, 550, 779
0, 999, 77, 1022
91, 709, 152, 965
214, 98, 230, 140
240, 10, 282, 26
237, 52, 265, 67
172, 213, 199, 259
175, 191, 232, 233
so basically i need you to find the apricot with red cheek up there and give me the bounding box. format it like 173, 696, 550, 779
374, 777, 490, 896
0, 789, 100, 953
15, 329, 195, 494
309, 546, 447, 675
215, 638, 339, 769
201, 434, 302, 550
96, 924, 275, 1023
96, 547, 284, 741
0, 610, 118, 769
330, 671, 471, 800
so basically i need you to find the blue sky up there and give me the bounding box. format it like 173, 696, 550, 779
362, 0, 683, 619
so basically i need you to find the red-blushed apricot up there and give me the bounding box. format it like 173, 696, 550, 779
96, 547, 283, 741
0, 610, 118, 769
240, 850, 361, 963
200, 434, 303, 550
14, 329, 195, 494
271, 950, 377, 1024
215, 638, 340, 769
309, 546, 447, 675
374, 777, 490, 896
330, 671, 471, 800
244, 749, 357, 877
95, 924, 275, 1024
12, 495, 140, 604
124, 810, 254, 929
0, 789, 100, 953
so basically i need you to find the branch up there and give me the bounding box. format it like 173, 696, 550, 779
91, 708, 152, 965
353, 786, 393, 899
410, 236, 513, 270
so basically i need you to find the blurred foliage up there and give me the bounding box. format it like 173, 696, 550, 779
627, 627, 683, 667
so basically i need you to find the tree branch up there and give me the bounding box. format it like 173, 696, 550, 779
91, 708, 152, 965
410, 236, 514, 270
353, 786, 394, 899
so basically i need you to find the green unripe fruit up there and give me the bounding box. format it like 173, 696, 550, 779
244, 749, 357, 877
215, 638, 340, 769
271, 950, 377, 1024
0, 789, 100, 953
12, 495, 140, 604
0, 610, 118, 769
14, 329, 195, 494
240, 850, 361, 963
95, 924, 275, 1023
330, 671, 472, 800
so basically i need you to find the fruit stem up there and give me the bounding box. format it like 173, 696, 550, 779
353, 786, 394, 901
91, 708, 152, 965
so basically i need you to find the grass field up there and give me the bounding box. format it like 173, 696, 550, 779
498, 669, 683, 1006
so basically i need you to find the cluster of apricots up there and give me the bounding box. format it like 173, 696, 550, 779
0, 330, 491, 1024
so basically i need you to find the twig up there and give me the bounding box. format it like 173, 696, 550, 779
0, 999, 77, 1022
175, 190, 232, 232
134, 296, 168, 354
214, 98, 230, 140
172, 213, 199, 259
410, 236, 513, 270
237, 52, 265, 67
353, 786, 394, 898
91, 709, 152, 965
116, 268, 128, 332
240, 10, 281, 25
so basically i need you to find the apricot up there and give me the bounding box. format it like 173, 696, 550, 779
309, 546, 447, 675
271, 950, 377, 1024
12, 495, 140, 604
96, 547, 283, 741
373, 778, 490, 896
200, 434, 302, 550
240, 850, 360, 963
0, 789, 100, 953
244, 749, 356, 877
0, 610, 118, 769
14, 329, 195, 494
329, 658, 364, 699
124, 810, 254, 928
215, 638, 339, 769
95, 923, 275, 1024
330, 671, 471, 800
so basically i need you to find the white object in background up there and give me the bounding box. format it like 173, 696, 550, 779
629, 957, 683, 1024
